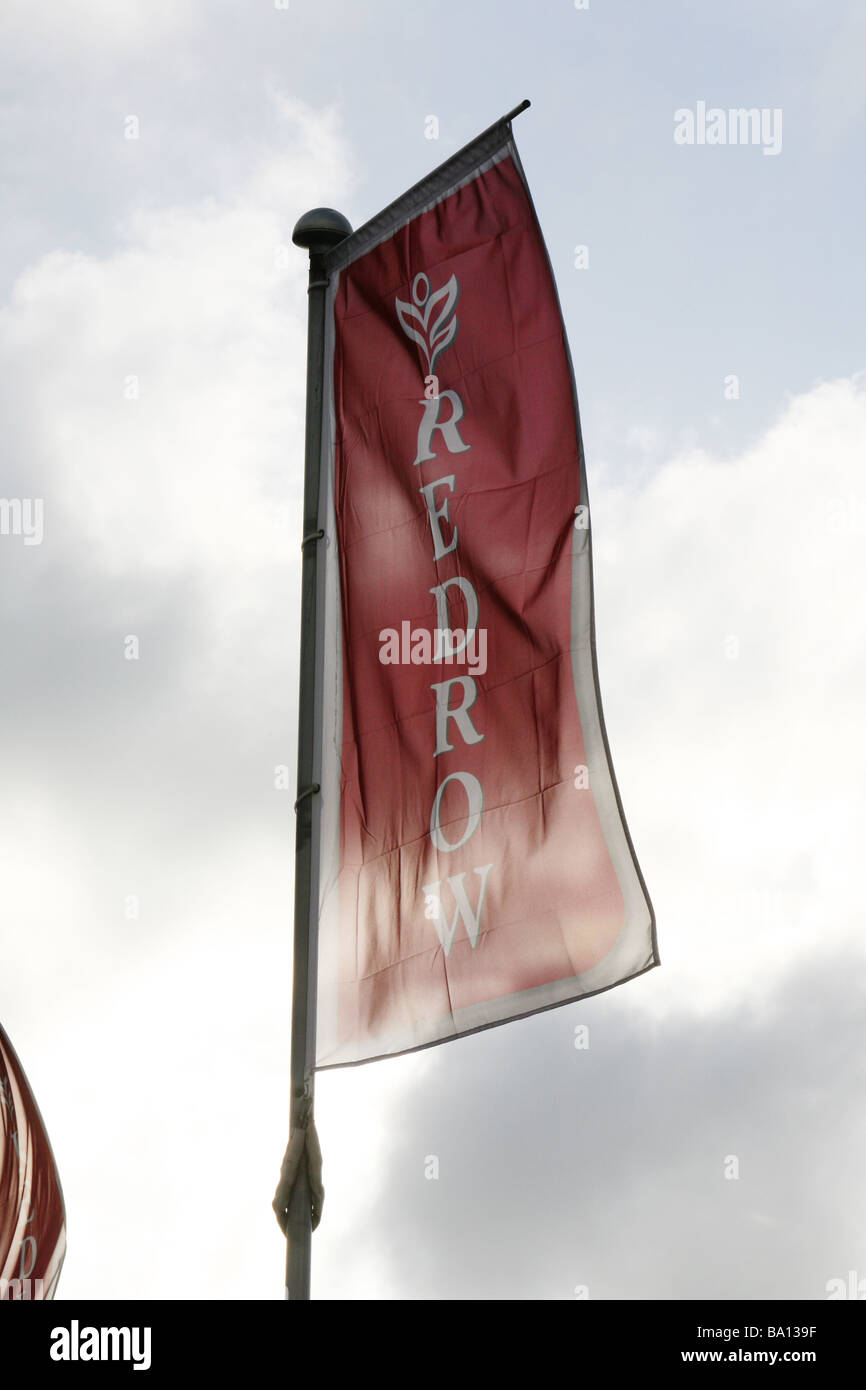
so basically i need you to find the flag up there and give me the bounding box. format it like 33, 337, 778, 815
0, 1022, 66, 1299
313, 110, 657, 1067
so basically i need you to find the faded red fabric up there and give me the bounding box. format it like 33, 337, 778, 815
316, 142, 656, 1067
0, 1023, 65, 1299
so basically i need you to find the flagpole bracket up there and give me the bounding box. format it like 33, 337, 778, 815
293, 782, 320, 812
301, 528, 325, 550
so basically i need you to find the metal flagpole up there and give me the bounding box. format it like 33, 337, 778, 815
285, 207, 352, 1301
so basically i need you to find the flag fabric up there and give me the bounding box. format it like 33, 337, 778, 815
0, 1022, 66, 1299
312, 114, 658, 1068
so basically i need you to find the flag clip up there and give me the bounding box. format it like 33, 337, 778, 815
294, 783, 320, 811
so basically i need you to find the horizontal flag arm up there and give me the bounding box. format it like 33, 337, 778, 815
323, 99, 531, 274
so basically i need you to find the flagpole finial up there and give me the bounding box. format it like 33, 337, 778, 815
292, 208, 352, 255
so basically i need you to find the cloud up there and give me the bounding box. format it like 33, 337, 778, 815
319, 948, 866, 1299
0, 96, 354, 860
0, 97, 358, 1299
0, 0, 200, 63
588, 372, 866, 1016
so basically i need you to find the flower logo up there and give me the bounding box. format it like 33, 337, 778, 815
395, 272, 460, 373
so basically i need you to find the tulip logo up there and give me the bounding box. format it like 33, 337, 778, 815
396, 272, 460, 373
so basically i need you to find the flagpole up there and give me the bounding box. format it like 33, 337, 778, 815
286, 206, 352, 1301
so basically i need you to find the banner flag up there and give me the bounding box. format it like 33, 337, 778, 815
0, 1022, 66, 1299
313, 113, 657, 1067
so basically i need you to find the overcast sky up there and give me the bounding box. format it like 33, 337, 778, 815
1, 0, 865, 1300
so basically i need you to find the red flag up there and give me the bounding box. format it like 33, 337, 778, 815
313, 113, 657, 1066
0, 1023, 66, 1299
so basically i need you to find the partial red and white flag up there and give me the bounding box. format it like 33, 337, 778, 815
312, 112, 658, 1067
1, 1023, 66, 1299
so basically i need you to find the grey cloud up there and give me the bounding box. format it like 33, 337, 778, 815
321, 953, 866, 1300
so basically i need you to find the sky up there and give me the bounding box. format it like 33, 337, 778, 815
1, 0, 864, 1300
